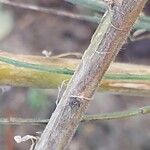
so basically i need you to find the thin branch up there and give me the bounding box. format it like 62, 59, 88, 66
1, 0, 150, 31
66, 0, 150, 31
0, 0, 100, 23
65, 0, 107, 12
34, 1, 148, 149
1, 105, 150, 126
0, 51, 150, 97
82, 105, 150, 121
130, 33, 150, 42
0, 118, 49, 126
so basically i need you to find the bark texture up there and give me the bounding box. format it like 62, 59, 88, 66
35, 0, 148, 149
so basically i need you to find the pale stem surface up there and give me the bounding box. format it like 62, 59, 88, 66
34, 0, 148, 149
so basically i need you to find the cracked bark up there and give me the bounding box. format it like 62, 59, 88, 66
35, 0, 148, 149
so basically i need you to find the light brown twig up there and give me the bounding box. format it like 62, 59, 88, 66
34, 1, 148, 150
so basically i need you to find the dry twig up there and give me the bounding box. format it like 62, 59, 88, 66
0, 0, 100, 23
34, 0, 148, 149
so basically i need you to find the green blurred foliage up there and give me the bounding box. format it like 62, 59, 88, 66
27, 88, 48, 109
0, 6, 13, 40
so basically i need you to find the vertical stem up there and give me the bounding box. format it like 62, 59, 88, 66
35, 0, 148, 149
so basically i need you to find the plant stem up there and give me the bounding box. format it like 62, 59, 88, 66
1, 105, 150, 125
0, 51, 150, 97
83, 105, 150, 121
0, 0, 100, 23
66, 0, 150, 31
1, 0, 150, 30
34, 1, 148, 149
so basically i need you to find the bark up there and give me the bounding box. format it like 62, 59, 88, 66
35, 0, 148, 149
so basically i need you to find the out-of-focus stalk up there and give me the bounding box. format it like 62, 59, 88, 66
0, 51, 150, 96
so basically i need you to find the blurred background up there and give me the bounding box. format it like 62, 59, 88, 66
0, 0, 150, 149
